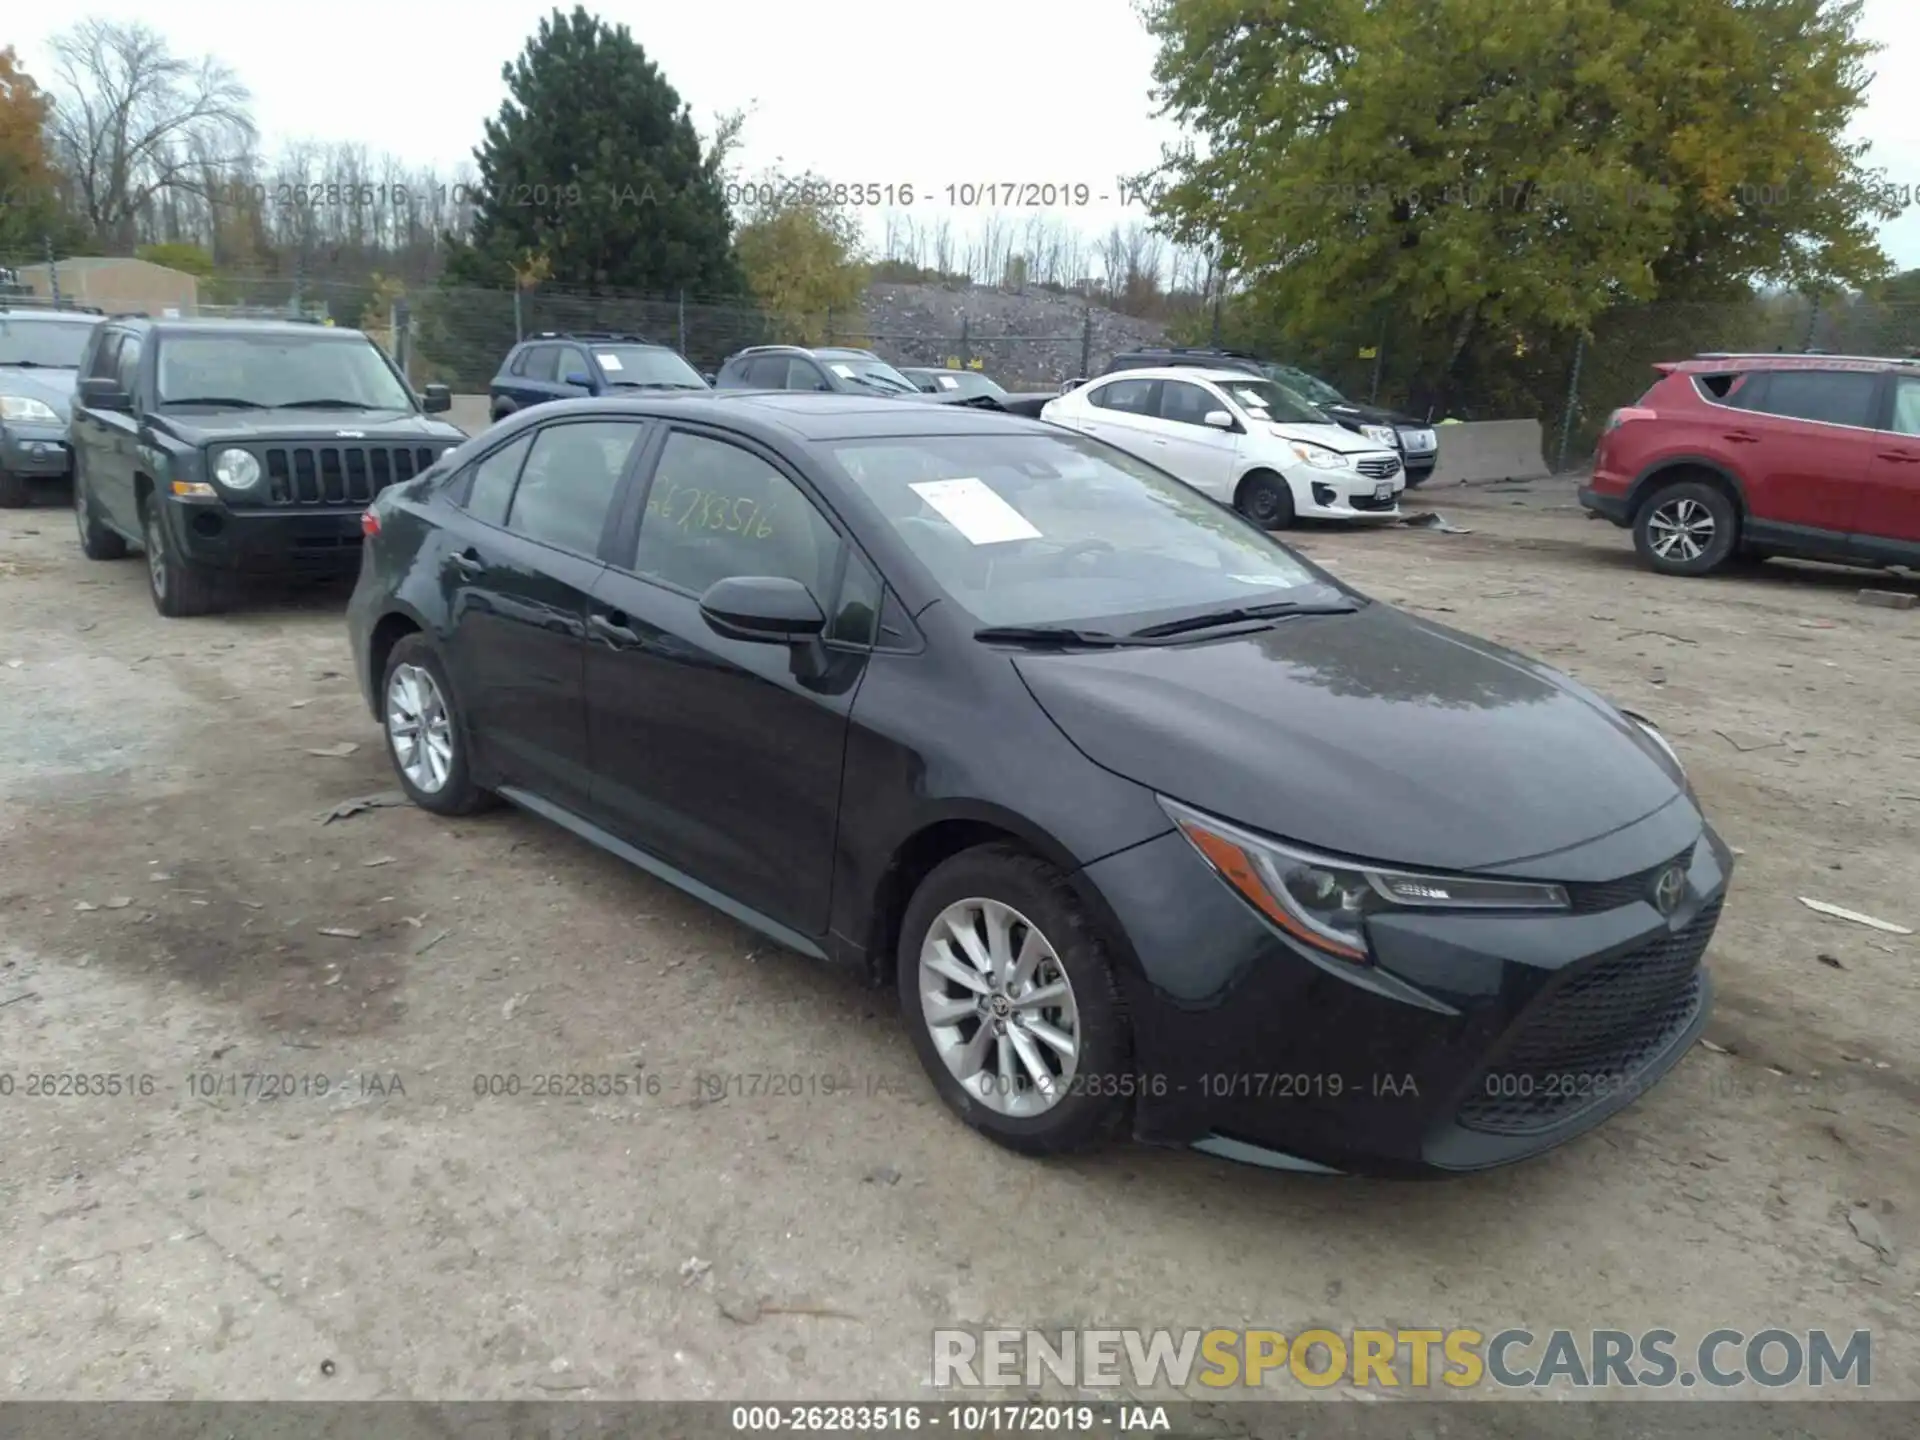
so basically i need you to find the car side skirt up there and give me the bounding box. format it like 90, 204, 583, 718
496, 785, 830, 962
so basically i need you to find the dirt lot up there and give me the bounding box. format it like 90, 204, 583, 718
1, 478, 1916, 1404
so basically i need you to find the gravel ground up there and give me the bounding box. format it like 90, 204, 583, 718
0, 478, 1915, 1404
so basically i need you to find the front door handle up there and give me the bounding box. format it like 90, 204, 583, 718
1724, 431, 1761, 444
588, 610, 639, 647
452, 548, 484, 576
1876, 450, 1920, 463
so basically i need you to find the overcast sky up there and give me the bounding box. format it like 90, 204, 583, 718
13, 0, 1920, 272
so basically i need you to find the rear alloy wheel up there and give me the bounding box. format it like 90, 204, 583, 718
74, 463, 128, 560
381, 634, 494, 816
899, 844, 1132, 1156
143, 502, 221, 616
1237, 470, 1296, 530
1633, 481, 1737, 577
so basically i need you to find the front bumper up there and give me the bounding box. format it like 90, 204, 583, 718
1299, 468, 1404, 520
1578, 484, 1630, 526
1078, 806, 1733, 1177
160, 494, 366, 574
1, 425, 74, 479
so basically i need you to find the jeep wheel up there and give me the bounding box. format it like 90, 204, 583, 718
74, 464, 129, 560
1633, 481, 1737, 577
143, 502, 222, 616
0, 469, 29, 508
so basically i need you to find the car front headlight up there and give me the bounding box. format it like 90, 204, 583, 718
1162, 797, 1570, 962
213, 447, 261, 490
1620, 709, 1686, 781
0, 395, 61, 424
1360, 424, 1397, 447
1277, 435, 1351, 469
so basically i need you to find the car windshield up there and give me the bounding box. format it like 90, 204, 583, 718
822, 355, 918, 393
1262, 363, 1347, 408
826, 431, 1337, 629
587, 344, 707, 388
926, 371, 1009, 400
155, 333, 416, 409
0, 317, 96, 367
1212, 378, 1329, 425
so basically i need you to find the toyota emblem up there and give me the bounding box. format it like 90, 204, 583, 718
1652, 865, 1687, 916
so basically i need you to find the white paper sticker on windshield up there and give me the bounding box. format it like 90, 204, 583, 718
1229, 573, 1293, 586
595, 352, 623, 371
937, 375, 959, 389
910, 477, 1042, 545
831, 363, 856, 378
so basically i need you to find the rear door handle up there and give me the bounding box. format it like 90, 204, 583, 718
452, 548, 484, 576
1876, 450, 1920, 463
1724, 431, 1761, 443
588, 610, 639, 647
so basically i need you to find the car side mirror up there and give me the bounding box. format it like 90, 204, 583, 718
564, 372, 592, 388
1204, 409, 1235, 429
702, 372, 717, 386
79, 377, 132, 412
419, 382, 451, 413
1060, 378, 1085, 394
699, 576, 826, 644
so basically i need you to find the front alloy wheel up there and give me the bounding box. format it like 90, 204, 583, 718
918, 897, 1081, 1117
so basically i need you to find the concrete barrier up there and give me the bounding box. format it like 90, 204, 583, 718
450, 394, 493, 437
1425, 420, 1550, 486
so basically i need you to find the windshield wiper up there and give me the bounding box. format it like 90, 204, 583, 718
973, 624, 1148, 649
278, 398, 383, 409
1128, 599, 1361, 640
163, 396, 264, 408
609, 380, 703, 390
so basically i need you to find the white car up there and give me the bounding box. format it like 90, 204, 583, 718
1038, 367, 1406, 528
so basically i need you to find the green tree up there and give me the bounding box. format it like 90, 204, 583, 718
732, 172, 867, 344
444, 6, 745, 296
1140, 0, 1898, 407
0, 47, 64, 258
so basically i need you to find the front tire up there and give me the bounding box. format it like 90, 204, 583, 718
143, 501, 222, 616
1633, 481, 1737, 577
898, 843, 1132, 1157
0, 469, 29, 508
1236, 470, 1297, 530
381, 634, 495, 816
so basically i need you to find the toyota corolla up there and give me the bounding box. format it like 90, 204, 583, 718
346, 393, 1732, 1176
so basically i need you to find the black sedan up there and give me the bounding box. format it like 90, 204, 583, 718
346, 393, 1731, 1176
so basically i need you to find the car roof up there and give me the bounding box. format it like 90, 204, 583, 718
495, 390, 1048, 442
1667, 352, 1918, 374
140, 318, 370, 339
1083, 366, 1251, 384
0, 307, 103, 324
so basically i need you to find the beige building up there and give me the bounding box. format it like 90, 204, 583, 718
11, 257, 200, 317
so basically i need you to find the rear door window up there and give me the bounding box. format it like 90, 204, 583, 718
505, 420, 647, 554
1749, 369, 1879, 428
1088, 377, 1161, 415
519, 346, 559, 382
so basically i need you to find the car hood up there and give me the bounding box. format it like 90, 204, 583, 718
148, 407, 467, 445
1267, 422, 1391, 455
1323, 399, 1422, 428
1012, 604, 1683, 872
0, 367, 79, 416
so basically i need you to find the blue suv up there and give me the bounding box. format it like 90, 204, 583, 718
488, 331, 709, 421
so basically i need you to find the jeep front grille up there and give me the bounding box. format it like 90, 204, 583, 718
259, 445, 442, 505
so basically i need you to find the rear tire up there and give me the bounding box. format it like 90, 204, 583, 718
142, 500, 223, 616
898, 843, 1133, 1157
74, 462, 129, 560
1236, 470, 1297, 530
381, 633, 496, 816
0, 469, 29, 508
1633, 480, 1737, 577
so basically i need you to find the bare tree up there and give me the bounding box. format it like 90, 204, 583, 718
45, 18, 255, 249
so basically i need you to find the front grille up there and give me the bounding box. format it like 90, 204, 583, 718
257, 444, 442, 506
1356, 455, 1402, 480
1456, 896, 1721, 1136
1565, 846, 1696, 914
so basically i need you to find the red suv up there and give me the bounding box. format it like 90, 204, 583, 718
1579, 352, 1920, 576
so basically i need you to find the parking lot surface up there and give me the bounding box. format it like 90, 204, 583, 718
1, 479, 1915, 1400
